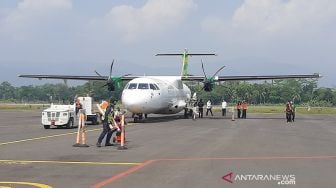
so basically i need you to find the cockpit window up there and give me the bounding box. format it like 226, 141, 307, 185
150, 83, 160, 90
138, 83, 149, 89
128, 83, 137, 89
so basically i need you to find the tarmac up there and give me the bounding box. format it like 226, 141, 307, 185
0, 110, 335, 188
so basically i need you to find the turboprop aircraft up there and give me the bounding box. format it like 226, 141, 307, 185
19, 49, 321, 122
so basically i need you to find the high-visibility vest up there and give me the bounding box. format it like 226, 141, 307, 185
100, 100, 108, 110
242, 103, 248, 110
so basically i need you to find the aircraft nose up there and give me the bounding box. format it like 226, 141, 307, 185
122, 91, 150, 113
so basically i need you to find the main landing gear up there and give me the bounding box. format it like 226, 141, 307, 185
132, 113, 148, 123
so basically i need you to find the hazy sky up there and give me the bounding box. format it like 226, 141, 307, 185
0, 0, 335, 87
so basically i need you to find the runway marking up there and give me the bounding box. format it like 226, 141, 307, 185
0, 123, 136, 147
91, 160, 155, 188
91, 155, 336, 188
0, 128, 101, 146
0, 159, 140, 166
155, 155, 336, 161
0, 181, 52, 188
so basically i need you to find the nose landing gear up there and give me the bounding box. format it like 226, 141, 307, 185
132, 113, 148, 123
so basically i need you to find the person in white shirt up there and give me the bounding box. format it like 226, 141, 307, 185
206, 100, 213, 116
221, 99, 227, 116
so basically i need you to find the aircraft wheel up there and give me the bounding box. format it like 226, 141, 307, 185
66, 118, 74, 129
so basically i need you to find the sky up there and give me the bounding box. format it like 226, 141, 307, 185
0, 0, 335, 87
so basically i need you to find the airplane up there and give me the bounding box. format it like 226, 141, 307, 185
19, 49, 321, 122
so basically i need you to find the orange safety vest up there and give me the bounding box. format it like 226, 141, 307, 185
242, 103, 248, 110
100, 100, 109, 110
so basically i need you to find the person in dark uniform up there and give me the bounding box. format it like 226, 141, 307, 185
96, 99, 115, 147
197, 99, 204, 118
285, 101, 292, 123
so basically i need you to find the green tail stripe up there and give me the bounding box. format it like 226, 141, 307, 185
181, 49, 188, 76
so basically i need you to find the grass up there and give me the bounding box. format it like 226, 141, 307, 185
0, 103, 50, 111
214, 105, 336, 114
234, 106, 336, 114
1, 103, 335, 114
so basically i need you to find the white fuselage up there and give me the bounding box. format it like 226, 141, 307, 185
121, 76, 191, 114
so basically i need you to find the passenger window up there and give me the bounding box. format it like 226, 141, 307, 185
128, 83, 137, 89
138, 83, 149, 89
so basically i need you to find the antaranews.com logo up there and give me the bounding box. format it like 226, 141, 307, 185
222, 172, 296, 185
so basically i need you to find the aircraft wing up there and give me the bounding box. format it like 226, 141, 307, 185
18, 74, 138, 81
181, 73, 321, 81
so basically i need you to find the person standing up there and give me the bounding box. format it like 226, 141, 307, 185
206, 100, 213, 116
236, 101, 242, 119
242, 101, 248, 119
285, 101, 292, 123
197, 99, 204, 118
75, 97, 82, 115
221, 99, 227, 116
96, 99, 115, 147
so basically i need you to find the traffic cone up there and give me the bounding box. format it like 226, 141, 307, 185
73, 110, 89, 147
118, 115, 127, 150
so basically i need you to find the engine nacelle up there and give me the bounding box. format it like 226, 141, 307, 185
203, 82, 213, 92
107, 80, 115, 91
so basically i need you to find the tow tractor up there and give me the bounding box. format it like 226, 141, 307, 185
41, 96, 100, 129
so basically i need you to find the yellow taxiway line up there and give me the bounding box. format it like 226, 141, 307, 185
0, 128, 101, 146
0, 181, 52, 188
0, 159, 140, 166
0, 123, 136, 146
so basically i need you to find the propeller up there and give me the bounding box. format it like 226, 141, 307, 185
94, 60, 128, 91
201, 59, 225, 92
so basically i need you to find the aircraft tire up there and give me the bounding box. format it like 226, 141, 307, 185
66, 118, 74, 129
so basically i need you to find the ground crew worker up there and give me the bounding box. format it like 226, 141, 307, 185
206, 100, 213, 116
197, 99, 204, 118
284, 101, 292, 123
96, 99, 114, 147
222, 99, 227, 116
242, 101, 248, 119
75, 97, 82, 115
236, 101, 242, 118
291, 101, 296, 122
112, 111, 122, 143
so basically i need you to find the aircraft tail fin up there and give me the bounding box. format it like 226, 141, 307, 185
156, 49, 216, 76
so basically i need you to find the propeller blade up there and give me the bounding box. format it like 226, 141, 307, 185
201, 59, 207, 79
94, 70, 104, 78
211, 65, 226, 79
109, 59, 114, 78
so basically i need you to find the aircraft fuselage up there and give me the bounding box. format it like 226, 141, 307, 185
121, 76, 191, 114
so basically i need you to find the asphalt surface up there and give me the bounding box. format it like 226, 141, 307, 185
0, 110, 335, 188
